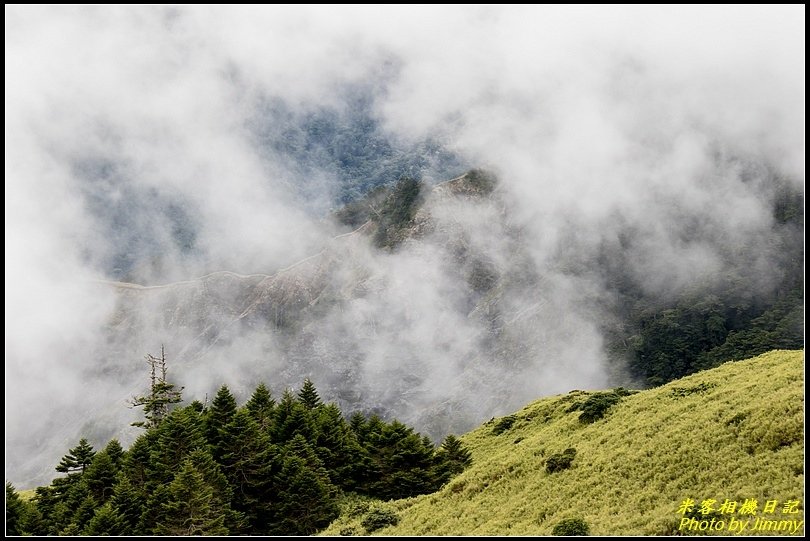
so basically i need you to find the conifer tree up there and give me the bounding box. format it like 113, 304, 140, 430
109, 475, 143, 534
349, 411, 367, 437
137, 483, 171, 534
154, 460, 228, 536
31, 485, 62, 534
71, 494, 99, 532
285, 434, 329, 478
5, 482, 26, 535
349, 413, 383, 490
273, 389, 314, 443
82, 451, 118, 503
187, 448, 233, 506
150, 407, 206, 484
219, 409, 277, 533
187, 399, 205, 413
246, 383, 276, 431
58, 522, 81, 535
363, 414, 386, 446
121, 432, 155, 490
270, 454, 339, 535
187, 447, 245, 531
56, 438, 96, 476
314, 404, 364, 489
205, 384, 237, 459
102, 439, 125, 468
297, 378, 322, 410
440, 435, 472, 468
365, 420, 437, 499
273, 389, 297, 427
24, 373, 468, 537
83, 502, 123, 536
130, 346, 183, 429
433, 434, 472, 485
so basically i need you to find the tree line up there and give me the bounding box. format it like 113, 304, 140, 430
6, 359, 471, 536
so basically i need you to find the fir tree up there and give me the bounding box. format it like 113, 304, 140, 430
272, 389, 314, 443
272, 389, 297, 436
102, 439, 125, 468
349, 411, 367, 437
5, 482, 26, 535
56, 438, 96, 476
20, 493, 45, 536
109, 475, 143, 534
187, 399, 205, 414
83, 451, 118, 503
154, 460, 228, 536
71, 494, 99, 532
349, 413, 384, 490
188, 448, 233, 506
433, 434, 472, 485
137, 483, 171, 534
440, 435, 472, 467
31, 485, 62, 535
364, 420, 437, 499
270, 455, 339, 535
23, 372, 472, 537
150, 407, 206, 485
188, 447, 245, 532
297, 378, 322, 410
205, 385, 237, 460
83, 502, 123, 536
314, 404, 364, 489
59, 522, 81, 535
219, 409, 277, 533
363, 414, 387, 445
285, 434, 329, 477
130, 346, 183, 428
121, 432, 155, 490
246, 383, 276, 431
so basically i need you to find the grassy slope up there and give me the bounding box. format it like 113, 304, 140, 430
324, 350, 804, 536
17, 489, 36, 501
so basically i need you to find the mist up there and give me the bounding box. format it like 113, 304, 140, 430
5, 6, 804, 487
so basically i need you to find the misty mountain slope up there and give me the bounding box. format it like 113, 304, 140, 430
322, 349, 805, 536
100, 170, 605, 440
100, 166, 802, 438
9, 165, 802, 491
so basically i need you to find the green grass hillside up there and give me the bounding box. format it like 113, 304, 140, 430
324, 350, 804, 536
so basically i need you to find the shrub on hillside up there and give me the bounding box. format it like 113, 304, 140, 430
552, 517, 590, 536
546, 448, 577, 473
577, 388, 636, 423
492, 415, 517, 435
361, 508, 399, 533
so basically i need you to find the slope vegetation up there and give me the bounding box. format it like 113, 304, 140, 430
324, 350, 804, 536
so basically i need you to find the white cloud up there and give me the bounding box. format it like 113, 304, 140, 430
5, 5, 803, 485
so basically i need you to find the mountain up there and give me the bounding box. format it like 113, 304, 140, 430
8, 167, 801, 490
322, 349, 805, 536
99, 170, 612, 442
99, 167, 802, 439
